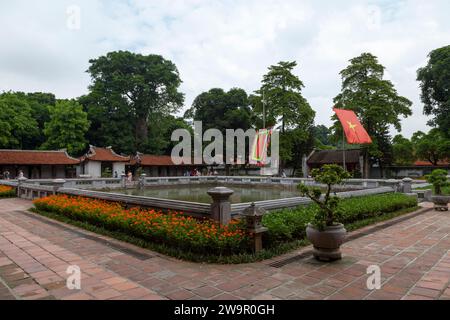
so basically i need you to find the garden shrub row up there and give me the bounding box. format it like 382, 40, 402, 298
0, 185, 16, 198
262, 193, 418, 245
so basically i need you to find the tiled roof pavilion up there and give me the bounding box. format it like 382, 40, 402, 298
82, 146, 130, 162
0, 150, 80, 165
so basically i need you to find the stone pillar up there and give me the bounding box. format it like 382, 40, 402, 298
52, 179, 66, 195
302, 155, 308, 178
359, 155, 364, 178
242, 203, 268, 252
402, 177, 413, 194
207, 187, 233, 225
385, 179, 400, 192
17, 177, 27, 198
121, 174, 127, 188
138, 174, 147, 190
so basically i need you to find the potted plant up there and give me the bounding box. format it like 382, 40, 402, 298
298, 164, 351, 261
426, 169, 449, 211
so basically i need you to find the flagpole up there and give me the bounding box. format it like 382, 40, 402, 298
262, 90, 266, 129
342, 126, 346, 171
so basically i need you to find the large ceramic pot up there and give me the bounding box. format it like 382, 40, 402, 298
306, 223, 347, 261
431, 195, 450, 211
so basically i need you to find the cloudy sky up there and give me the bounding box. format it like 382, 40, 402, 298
0, 0, 449, 137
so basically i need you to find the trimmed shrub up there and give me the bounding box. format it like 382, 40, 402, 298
263, 193, 417, 245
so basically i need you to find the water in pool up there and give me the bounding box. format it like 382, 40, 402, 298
113, 183, 300, 204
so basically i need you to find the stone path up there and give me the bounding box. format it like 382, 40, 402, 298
0, 198, 449, 300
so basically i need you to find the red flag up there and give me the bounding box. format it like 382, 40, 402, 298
333, 108, 372, 144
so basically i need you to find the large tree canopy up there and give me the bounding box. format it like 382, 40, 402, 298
417, 45, 450, 137
185, 87, 252, 132
392, 134, 415, 166
41, 100, 90, 155
333, 52, 413, 177
185, 88, 253, 165
251, 61, 315, 173
0, 92, 39, 149
83, 51, 184, 154
255, 61, 315, 133
412, 129, 450, 166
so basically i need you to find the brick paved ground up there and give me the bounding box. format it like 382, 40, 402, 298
0, 198, 449, 300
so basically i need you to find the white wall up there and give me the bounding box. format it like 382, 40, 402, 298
112, 162, 126, 176
85, 161, 102, 178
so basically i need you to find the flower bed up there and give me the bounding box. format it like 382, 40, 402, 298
33, 195, 250, 255
33, 192, 419, 263
0, 185, 16, 198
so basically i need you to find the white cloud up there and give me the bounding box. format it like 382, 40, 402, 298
0, 0, 449, 138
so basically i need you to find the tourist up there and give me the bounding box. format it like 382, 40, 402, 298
17, 170, 24, 179
127, 171, 132, 182
114, 171, 118, 178
4, 170, 10, 180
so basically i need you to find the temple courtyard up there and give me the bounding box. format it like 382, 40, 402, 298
0, 198, 449, 300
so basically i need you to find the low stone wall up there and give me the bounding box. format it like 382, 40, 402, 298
2, 176, 420, 225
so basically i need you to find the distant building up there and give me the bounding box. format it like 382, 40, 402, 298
0, 149, 79, 179
131, 153, 207, 177
384, 160, 450, 178
78, 146, 130, 178
306, 149, 364, 176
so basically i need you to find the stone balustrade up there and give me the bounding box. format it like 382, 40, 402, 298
1, 176, 426, 228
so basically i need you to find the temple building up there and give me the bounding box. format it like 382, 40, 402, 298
78, 146, 130, 178
0, 149, 80, 179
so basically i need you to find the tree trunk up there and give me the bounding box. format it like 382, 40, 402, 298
135, 117, 148, 150
364, 149, 370, 179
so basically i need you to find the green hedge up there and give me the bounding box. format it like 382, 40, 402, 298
262, 193, 417, 245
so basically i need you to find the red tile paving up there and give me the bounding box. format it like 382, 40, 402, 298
0, 198, 449, 300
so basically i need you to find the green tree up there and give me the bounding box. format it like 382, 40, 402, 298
41, 100, 90, 155
417, 45, 450, 137
257, 61, 315, 133
333, 53, 413, 177
185, 88, 252, 132
0, 92, 39, 149
392, 134, 415, 165
83, 51, 184, 154
185, 88, 253, 166
412, 129, 450, 166
298, 164, 351, 229
426, 169, 448, 195
312, 124, 335, 149
252, 61, 315, 172
146, 115, 192, 155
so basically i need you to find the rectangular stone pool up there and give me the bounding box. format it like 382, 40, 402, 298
113, 183, 301, 204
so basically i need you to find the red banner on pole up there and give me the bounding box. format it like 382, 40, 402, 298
333, 108, 372, 144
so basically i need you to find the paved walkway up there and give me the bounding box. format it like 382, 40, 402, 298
0, 198, 449, 300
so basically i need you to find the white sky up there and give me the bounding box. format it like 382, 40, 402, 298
0, 0, 449, 138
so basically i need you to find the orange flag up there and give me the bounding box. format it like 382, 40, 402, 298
333, 108, 372, 144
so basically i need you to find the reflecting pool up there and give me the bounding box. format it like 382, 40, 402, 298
114, 183, 301, 204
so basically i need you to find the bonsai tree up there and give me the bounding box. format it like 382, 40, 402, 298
426, 169, 448, 195
298, 164, 351, 230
